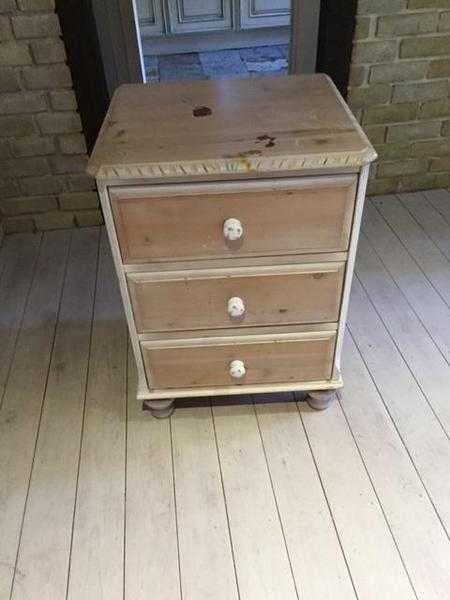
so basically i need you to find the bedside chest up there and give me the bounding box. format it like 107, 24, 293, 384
87, 74, 376, 418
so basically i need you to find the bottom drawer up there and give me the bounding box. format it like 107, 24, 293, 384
141, 330, 336, 390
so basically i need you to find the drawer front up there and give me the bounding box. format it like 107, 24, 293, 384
128, 262, 345, 333
141, 331, 336, 389
110, 176, 357, 264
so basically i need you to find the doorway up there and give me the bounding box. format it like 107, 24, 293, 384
57, 0, 357, 152
135, 0, 319, 83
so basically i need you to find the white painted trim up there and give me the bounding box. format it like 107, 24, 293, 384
122, 251, 349, 273
97, 181, 152, 397
141, 328, 336, 349
333, 164, 370, 379
138, 321, 339, 342
136, 375, 344, 400
109, 173, 357, 200
126, 261, 344, 283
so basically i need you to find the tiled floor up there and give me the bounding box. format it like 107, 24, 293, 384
144, 44, 289, 83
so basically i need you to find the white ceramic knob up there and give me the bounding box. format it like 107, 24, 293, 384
227, 296, 246, 319
229, 360, 246, 379
223, 218, 243, 242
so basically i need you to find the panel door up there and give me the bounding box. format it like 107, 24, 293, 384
240, 0, 290, 29
166, 0, 233, 33
136, 0, 165, 35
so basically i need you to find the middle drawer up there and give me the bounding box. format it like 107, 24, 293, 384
127, 261, 345, 333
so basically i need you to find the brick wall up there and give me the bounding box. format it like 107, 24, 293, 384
0, 0, 101, 233
349, 0, 450, 195
2, 1, 449, 233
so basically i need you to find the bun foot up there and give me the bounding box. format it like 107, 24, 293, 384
143, 399, 175, 419
306, 390, 335, 411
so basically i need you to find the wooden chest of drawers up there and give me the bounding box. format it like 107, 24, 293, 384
87, 74, 376, 417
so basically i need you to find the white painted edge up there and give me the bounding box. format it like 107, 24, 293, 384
140, 329, 337, 349
333, 163, 370, 379
109, 173, 358, 199
126, 261, 344, 283
97, 181, 151, 397
136, 375, 344, 401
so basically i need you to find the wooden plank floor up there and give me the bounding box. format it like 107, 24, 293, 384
1, 191, 449, 600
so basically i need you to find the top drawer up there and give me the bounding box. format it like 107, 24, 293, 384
109, 176, 357, 264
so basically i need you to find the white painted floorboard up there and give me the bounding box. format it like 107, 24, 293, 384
67, 231, 128, 600
300, 401, 416, 600
0, 231, 71, 600
212, 400, 299, 600
0, 233, 41, 404
11, 228, 100, 600
357, 229, 450, 433
124, 350, 181, 600
348, 277, 450, 534
363, 200, 450, 363
423, 188, 450, 224
1, 193, 449, 600
172, 404, 238, 600
339, 336, 450, 600
372, 195, 450, 306
399, 192, 450, 261
255, 396, 357, 600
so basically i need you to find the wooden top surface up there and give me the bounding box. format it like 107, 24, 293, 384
87, 74, 376, 181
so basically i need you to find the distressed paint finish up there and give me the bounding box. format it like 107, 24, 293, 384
88, 74, 375, 409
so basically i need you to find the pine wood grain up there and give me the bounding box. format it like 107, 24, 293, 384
142, 331, 336, 389
87, 74, 376, 180
128, 262, 345, 333
111, 176, 357, 263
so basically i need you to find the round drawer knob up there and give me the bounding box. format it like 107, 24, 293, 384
228, 296, 246, 319
229, 360, 246, 379
223, 218, 243, 242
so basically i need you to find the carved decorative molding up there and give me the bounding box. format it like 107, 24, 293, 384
94, 149, 376, 180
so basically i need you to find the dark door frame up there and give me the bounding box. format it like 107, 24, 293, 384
56, 0, 144, 153
315, 0, 358, 99
58, 0, 357, 154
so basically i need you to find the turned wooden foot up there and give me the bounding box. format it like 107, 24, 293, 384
143, 399, 175, 418
306, 390, 335, 411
